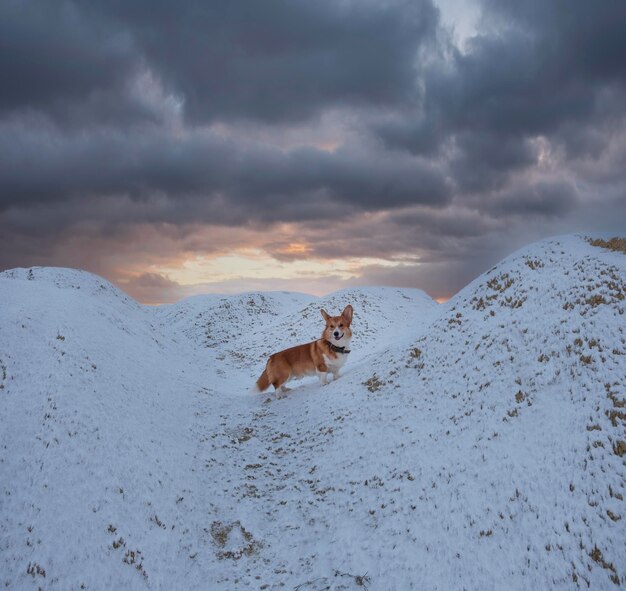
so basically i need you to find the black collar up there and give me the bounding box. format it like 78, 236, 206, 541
325, 340, 351, 354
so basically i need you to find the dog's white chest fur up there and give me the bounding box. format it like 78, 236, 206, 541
323, 336, 351, 374
324, 352, 348, 370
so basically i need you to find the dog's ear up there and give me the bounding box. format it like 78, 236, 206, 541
342, 304, 353, 324
320, 308, 330, 322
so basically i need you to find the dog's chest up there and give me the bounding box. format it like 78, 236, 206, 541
324, 352, 348, 370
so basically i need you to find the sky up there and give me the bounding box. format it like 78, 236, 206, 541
1, 0, 625, 303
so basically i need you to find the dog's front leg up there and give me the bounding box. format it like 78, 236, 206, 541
316, 363, 329, 386
331, 369, 340, 381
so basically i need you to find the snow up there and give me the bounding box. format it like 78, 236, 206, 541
1, 234, 625, 590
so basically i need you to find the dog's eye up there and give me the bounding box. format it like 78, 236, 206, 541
339, 324, 344, 328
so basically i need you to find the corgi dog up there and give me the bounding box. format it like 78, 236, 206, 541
255, 304, 353, 393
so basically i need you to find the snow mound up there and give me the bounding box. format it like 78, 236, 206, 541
1, 235, 625, 590
0, 267, 199, 589
355, 234, 626, 588
0, 266, 138, 309
155, 291, 315, 349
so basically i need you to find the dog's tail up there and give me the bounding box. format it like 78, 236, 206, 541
255, 368, 271, 392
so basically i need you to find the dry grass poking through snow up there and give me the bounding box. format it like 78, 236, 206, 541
588, 236, 626, 254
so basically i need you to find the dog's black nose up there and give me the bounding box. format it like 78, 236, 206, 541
333, 331, 339, 337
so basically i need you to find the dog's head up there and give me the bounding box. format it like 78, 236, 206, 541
320, 305, 353, 344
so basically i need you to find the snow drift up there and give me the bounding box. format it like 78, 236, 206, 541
1, 235, 625, 590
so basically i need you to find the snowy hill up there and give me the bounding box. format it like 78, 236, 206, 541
1, 235, 625, 590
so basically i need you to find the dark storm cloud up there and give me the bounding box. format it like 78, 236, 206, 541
427, 32, 593, 138
0, 0, 439, 126
373, 114, 444, 157
482, 0, 626, 85
1, 0, 626, 300
0, 0, 161, 127
375, 0, 626, 194
487, 180, 578, 218
449, 132, 538, 193
389, 207, 496, 238
0, 0, 449, 227
97, 0, 439, 124
0, 123, 450, 224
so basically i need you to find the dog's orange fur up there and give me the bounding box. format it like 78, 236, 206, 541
256, 305, 353, 393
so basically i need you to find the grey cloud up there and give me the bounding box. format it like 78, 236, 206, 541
428, 0, 626, 139
449, 132, 538, 193
0, 123, 451, 225
98, 0, 439, 124
0, 0, 160, 127
488, 180, 578, 218
389, 207, 498, 238
373, 113, 444, 156
262, 206, 498, 264
374, 0, 626, 194
482, 0, 626, 85
0, 0, 440, 126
